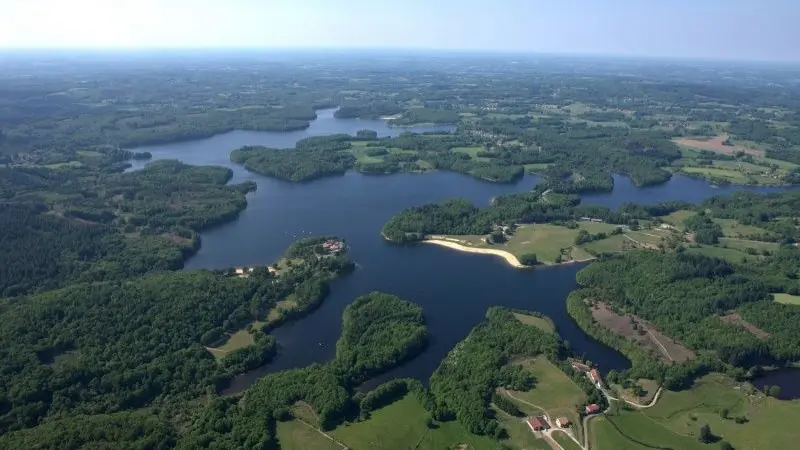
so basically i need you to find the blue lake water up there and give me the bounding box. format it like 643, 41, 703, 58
129, 110, 798, 393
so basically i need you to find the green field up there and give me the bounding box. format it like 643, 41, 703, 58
213, 329, 254, 353
552, 431, 583, 450
624, 229, 672, 247
682, 166, 750, 184
331, 394, 504, 450
589, 413, 708, 450
524, 163, 551, 172
774, 293, 800, 305
582, 234, 630, 254
593, 374, 800, 450
452, 145, 489, 161
661, 210, 695, 228
512, 312, 556, 334
276, 420, 342, 450
508, 357, 586, 441
718, 237, 779, 253
442, 222, 620, 264
685, 245, 750, 263
493, 407, 551, 450
713, 218, 771, 238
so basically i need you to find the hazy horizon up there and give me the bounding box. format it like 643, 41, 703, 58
2, 0, 798, 62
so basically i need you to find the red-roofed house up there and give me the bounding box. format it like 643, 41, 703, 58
556, 417, 571, 428
588, 369, 603, 388
526, 416, 550, 432
585, 403, 601, 415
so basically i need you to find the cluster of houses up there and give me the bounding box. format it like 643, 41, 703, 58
234, 266, 259, 278
321, 239, 344, 254
570, 360, 604, 389
570, 359, 604, 416
526, 415, 571, 433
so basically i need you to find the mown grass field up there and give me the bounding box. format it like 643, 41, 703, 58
512, 312, 556, 334
593, 374, 800, 450
452, 145, 490, 161
713, 218, 771, 238
582, 234, 630, 254
492, 407, 551, 450
276, 420, 343, 450
685, 245, 750, 263
331, 394, 505, 450
682, 166, 750, 184
508, 357, 586, 440
718, 237, 779, 253
661, 210, 695, 228
774, 293, 800, 305
524, 163, 551, 172
442, 222, 620, 264
214, 329, 254, 353
552, 431, 583, 450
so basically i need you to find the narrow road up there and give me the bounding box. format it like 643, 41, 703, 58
646, 330, 675, 362
498, 388, 547, 413
503, 381, 664, 450
295, 420, 349, 449
602, 387, 663, 409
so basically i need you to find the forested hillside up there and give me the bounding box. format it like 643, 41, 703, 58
0, 160, 254, 296
571, 250, 800, 388
179, 292, 429, 447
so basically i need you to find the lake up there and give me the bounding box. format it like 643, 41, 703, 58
130, 109, 797, 393
751, 368, 800, 400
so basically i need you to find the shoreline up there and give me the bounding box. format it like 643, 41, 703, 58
422, 238, 528, 268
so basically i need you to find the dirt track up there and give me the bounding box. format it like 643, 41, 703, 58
590, 302, 695, 363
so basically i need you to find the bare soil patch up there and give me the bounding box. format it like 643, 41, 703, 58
674, 136, 765, 157
591, 302, 696, 363
720, 312, 770, 340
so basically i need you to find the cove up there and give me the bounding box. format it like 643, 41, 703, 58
129, 110, 799, 394
751, 368, 800, 400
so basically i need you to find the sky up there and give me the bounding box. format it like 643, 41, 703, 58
0, 0, 798, 62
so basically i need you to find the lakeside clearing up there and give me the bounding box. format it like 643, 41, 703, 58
513, 312, 556, 334
774, 293, 800, 305
428, 222, 623, 267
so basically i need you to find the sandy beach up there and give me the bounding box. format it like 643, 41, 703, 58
422, 238, 527, 268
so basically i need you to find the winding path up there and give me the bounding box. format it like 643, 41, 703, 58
500, 380, 664, 450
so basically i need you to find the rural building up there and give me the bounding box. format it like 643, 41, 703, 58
526, 416, 550, 432
322, 239, 344, 254
571, 361, 590, 373
556, 417, 570, 428
585, 404, 601, 415
589, 369, 604, 388
235, 268, 245, 275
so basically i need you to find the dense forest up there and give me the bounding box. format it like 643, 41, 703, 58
0, 160, 256, 296
0, 237, 353, 435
